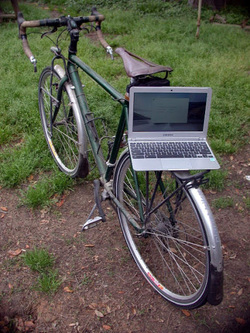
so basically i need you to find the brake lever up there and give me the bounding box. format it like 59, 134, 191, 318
30, 56, 37, 72
106, 46, 114, 60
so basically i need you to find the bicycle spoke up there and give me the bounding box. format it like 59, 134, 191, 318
114, 153, 211, 307
39, 67, 86, 177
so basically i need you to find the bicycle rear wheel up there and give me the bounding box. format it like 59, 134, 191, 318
113, 152, 222, 309
38, 66, 88, 178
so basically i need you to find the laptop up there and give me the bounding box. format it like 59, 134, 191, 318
128, 86, 220, 171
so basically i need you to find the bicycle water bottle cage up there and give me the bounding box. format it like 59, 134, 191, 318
115, 47, 172, 78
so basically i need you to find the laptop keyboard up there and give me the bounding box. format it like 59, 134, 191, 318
130, 141, 213, 159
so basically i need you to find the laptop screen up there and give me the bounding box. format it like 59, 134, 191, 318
133, 92, 207, 132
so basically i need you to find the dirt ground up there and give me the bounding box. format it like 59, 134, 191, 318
0, 146, 249, 333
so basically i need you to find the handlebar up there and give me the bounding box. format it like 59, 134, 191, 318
17, 7, 113, 71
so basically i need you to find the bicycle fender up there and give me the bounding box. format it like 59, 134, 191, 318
188, 186, 223, 305
54, 64, 87, 157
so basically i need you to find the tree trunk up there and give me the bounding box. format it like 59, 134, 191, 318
11, 0, 20, 17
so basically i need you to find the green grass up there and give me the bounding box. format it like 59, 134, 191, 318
212, 196, 234, 209
0, 0, 249, 205
22, 247, 61, 293
22, 247, 55, 272
21, 170, 74, 208
243, 196, 250, 210
35, 269, 61, 293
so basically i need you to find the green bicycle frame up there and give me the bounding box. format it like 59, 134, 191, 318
68, 55, 127, 181
53, 54, 143, 230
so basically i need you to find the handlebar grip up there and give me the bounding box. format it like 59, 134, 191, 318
96, 29, 109, 49
18, 12, 38, 71
90, 7, 113, 59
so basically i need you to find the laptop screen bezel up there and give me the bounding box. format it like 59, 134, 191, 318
128, 86, 212, 140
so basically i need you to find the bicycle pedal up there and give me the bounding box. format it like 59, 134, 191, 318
81, 216, 103, 231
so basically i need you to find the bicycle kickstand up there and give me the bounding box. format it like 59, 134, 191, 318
81, 179, 106, 231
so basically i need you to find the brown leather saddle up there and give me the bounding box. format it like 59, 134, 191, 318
115, 47, 173, 78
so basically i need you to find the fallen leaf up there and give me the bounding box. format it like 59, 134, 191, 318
8, 249, 22, 257
24, 321, 35, 329
132, 308, 136, 315
84, 244, 95, 247
40, 219, 50, 224
235, 318, 246, 325
238, 288, 243, 296
209, 190, 217, 194
103, 324, 111, 330
40, 209, 48, 218
64, 286, 74, 293
28, 175, 34, 182
25, 244, 30, 249
169, 247, 178, 254
181, 309, 191, 317
56, 196, 65, 207
0, 206, 8, 212
89, 303, 98, 310
229, 305, 235, 309
0, 214, 5, 219
229, 253, 237, 259
95, 310, 104, 318
8, 283, 13, 289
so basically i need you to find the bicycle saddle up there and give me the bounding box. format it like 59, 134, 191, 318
115, 47, 172, 77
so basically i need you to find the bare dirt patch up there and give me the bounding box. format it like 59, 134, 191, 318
0, 147, 249, 333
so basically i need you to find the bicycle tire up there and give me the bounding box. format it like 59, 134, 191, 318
113, 151, 223, 309
38, 65, 88, 178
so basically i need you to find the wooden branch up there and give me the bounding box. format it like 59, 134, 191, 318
195, 0, 202, 38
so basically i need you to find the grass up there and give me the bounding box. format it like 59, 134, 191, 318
212, 196, 234, 209
22, 247, 62, 293
36, 269, 61, 293
22, 247, 55, 273
21, 170, 74, 207
0, 1, 249, 206
243, 196, 250, 210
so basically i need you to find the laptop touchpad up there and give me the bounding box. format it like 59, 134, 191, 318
161, 159, 191, 170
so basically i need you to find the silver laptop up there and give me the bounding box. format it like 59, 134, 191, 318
128, 86, 220, 171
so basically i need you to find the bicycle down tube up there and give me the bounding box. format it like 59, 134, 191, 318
66, 57, 144, 231
67, 55, 127, 180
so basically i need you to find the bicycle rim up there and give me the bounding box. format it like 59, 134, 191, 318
114, 153, 210, 308
38, 67, 87, 177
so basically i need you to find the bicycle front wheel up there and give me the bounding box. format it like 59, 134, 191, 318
114, 152, 219, 309
38, 66, 88, 178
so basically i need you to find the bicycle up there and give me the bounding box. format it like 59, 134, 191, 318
17, 7, 223, 309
